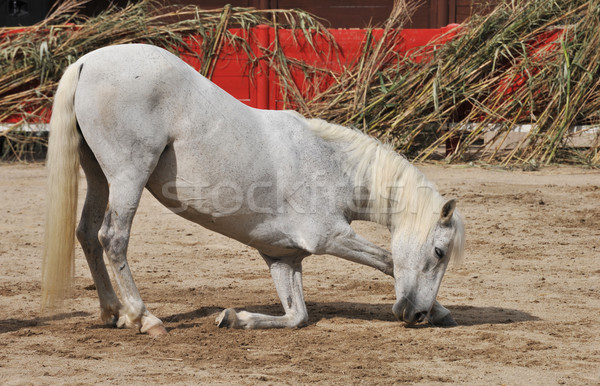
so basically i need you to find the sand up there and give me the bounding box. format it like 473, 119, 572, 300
1, 162, 599, 384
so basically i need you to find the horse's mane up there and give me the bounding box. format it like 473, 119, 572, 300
306, 118, 464, 263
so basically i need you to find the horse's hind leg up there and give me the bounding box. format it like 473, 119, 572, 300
76, 140, 122, 326
216, 253, 308, 329
98, 176, 166, 336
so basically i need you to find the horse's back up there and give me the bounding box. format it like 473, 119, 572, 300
73, 44, 309, 158
74, 44, 264, 182
74, 44, 244, 142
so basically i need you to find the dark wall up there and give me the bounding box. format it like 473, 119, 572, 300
0, 0, 53, 26
174, 0, 501, 28
1, 0, 500, 28
0, 0, 133, 26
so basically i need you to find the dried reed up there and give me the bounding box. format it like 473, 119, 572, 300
307, 0, 600, 165
0, 0, 333, 159
2, 0, 600, 165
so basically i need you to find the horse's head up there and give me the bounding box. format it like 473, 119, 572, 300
390, 199, 464, 325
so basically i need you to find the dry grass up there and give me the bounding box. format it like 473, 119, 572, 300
307, 0, 600, 165
0, 0, 333, 159
1, 0, 599, 165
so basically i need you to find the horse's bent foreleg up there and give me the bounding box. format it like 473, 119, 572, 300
323, 227, 393, 276
428, 301, 457, 327
98, 181, 166, 336
77, 141, 121, 325
323, 227, 457, 326
216, 254, 308, 329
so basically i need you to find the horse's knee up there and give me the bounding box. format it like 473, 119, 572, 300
288, 311, 308, 328
75, 223, 89, 246
428, 302, 458, 327
284, 305, 308, 328
98, 222, 128, 261
77, 222, 102, 255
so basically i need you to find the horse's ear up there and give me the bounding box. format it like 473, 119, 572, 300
440, 199, 456, 225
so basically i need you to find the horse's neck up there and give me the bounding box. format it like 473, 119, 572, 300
334, 142, 398, 227
348, 188, 383, 223
304, 118, 437, 231
341, 139, 437, 232
346, 167, 395, 227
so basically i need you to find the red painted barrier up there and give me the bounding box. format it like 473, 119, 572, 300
1, 23, 565, 125
1, 25, 458, 124
182, 25, 458, 110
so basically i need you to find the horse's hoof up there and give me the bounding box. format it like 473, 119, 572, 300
432, 314, 458, 327
101, 313, 118, 327
146, 324, 168, 337
116, 314, 129, 329
100, 304, 122, 327
216, 308, 238, 328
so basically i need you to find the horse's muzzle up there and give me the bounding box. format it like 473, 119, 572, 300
392, 299, 427, 325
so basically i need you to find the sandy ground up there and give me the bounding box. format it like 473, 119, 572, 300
0, 162, 599, 385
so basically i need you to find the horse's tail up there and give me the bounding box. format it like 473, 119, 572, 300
42, 63, 82, 310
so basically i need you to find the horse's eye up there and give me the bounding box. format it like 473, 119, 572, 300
434, 247, 445, 259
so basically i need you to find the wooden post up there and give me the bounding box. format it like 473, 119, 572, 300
430, 0, 451, 27
448, 0, 456, 24
429, 0, 437, 27
437, 0, 449, 27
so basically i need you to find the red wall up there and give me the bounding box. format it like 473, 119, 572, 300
181, 25, 458, 110
1, 25, 459, 123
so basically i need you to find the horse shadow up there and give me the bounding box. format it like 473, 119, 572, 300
0, 304, 538, 334
165, 302, 539, 328
0, 311, 91, 334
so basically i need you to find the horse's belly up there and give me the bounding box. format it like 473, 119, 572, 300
145, 161, 303, 257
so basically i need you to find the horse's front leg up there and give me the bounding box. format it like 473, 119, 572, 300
98, 182, 166, 336
322, 226, 393, 276
428, 301, 458, 327
216, 254, 308, 329
323, 225, 457, 327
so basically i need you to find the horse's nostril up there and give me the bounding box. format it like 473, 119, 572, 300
414, 311, 427, 323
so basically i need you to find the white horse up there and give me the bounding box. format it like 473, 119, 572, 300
42, 44, 464, 336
